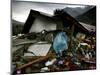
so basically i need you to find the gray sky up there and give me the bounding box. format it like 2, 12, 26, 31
12, 1, 90, 22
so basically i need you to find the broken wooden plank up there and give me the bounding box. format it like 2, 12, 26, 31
17, 52, 54, 70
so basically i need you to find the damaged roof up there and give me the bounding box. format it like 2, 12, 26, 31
22, 9, 95, 34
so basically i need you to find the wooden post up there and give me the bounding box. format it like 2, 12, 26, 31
68, 24, 75, 52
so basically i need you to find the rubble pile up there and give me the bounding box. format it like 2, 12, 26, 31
12, 30, 96, 74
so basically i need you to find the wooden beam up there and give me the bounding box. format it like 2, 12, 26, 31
68, 24, 75, 52
17, 52, 54, 70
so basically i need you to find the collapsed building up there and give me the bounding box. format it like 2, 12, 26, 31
12, 8, 96, 74
22, 9, 95, 34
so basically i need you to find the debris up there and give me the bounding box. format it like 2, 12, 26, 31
12, 7, 96, 74
41, 67, 49, 72
76, 32, 86, 41
58, 60, 64, 65
12, 31, 96, 73
27, 42, 51, 56
45, 58, 56, 66
17, 52, 53, 70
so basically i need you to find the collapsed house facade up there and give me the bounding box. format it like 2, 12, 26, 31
22, 9, 95, 35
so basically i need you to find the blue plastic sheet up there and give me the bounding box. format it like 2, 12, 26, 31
53, 32, 68, 56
